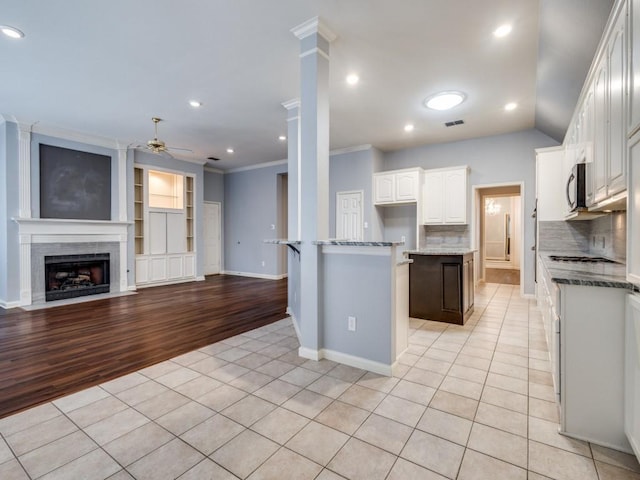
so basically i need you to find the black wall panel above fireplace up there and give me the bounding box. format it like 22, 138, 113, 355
39, 144, 111, 220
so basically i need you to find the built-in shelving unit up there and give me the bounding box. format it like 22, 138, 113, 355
134, 167, 144, 255
186, 176, 194, 252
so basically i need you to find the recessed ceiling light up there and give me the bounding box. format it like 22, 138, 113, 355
404, 124, 415, 132
189, 100, 202, 108
424, 91, 466, 111
1, 25, 25, 39
346, 74, 359, 86
278, 135, 287, 141
226, 148, 234, 154
504, 102, 518, 111
493, 24, 512, 38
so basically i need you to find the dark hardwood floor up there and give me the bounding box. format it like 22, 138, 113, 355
0, 275, 287, 419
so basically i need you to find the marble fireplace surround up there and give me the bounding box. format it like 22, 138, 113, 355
13, 218, 131, 306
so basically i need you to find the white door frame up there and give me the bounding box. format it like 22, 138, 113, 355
336, 190, 364, 240
471, 181, 525, 297
203, 201, 222, 275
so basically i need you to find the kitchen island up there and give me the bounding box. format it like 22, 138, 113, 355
406, 248, 475, 325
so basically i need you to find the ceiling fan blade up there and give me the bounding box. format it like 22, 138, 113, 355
166, 146, 193, 153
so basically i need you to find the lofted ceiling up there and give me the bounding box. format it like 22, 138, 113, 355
0, 0, 613, 170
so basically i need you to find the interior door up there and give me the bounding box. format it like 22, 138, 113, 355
336, 191, 363, 240
204, 202, 221, 275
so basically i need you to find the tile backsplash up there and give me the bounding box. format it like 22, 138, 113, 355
538, 211, 626, 263
419, 225, 470, 250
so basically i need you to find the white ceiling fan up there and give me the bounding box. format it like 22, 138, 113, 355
132, 117, 192, 156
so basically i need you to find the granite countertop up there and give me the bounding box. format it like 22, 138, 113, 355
539, 251, 632, 289
405, 247, 476, 255
313, 240, 404, 246
263, 239, 301, 245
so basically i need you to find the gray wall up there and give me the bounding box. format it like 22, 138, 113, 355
329, 148, 382, 241
0, 121, 6, 304
224, 163, 288, 276
204, 170, 224, 203
323, 252, 393, 364
384, 129, 559, 295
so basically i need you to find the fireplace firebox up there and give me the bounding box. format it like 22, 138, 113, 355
45, 253, 110, 301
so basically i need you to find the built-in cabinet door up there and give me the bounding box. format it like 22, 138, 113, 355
373, 174, 395, 204
422, 171, 444, 223
593, 58, 608, 204
630, 0, 640, 134
395, 171, 419, 202
608, 9, 627, 196
629, 130, 640, 285
444, 169, 467, 223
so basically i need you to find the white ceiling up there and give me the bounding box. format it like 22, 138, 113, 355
0, 0, 611, 170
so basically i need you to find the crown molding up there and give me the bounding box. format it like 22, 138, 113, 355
330, 144, 373, 156
291, 16, 337, 42
226, 158, 287, 174
204, 166, 224, 174
30, 123, 122, 150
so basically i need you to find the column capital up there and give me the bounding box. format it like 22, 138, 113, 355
291, 16, 336, 43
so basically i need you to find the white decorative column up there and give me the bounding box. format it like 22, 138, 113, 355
17, 122, 33, 305
291, 17, 335, 358
17, 122, 32, 219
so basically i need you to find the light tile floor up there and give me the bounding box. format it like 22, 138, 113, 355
1, 283, 639, 479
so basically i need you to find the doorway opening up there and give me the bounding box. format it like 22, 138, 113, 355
474, 184, 523, 287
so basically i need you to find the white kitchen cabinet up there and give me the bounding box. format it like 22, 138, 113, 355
630, 0, 640, 134
536, 147, 567, 221
421, 166, 468, 224
538, 259, 630, 451
373, 168, 420, 205
589, 3, 627, 206
626, 293, 640, 460
629, 129, 640, 285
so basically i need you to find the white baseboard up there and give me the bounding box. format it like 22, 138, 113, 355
135, 277, 197, 289
522, 293, 535, 299
0, 299, 21, 309
297, 346, 393, 376
222, 270, 287, 280
196, 275, 206, 281
127, 285, 138, 292
287, 308, 302, 345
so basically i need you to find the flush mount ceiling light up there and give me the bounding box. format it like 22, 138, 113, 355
424, 91, 466, 111
188, 100, 202, 108
226, 148, 234, 154
493, 24, 512, 38
346, 73, 359, 86
504, 102, 518, 111
404, 123, 415, 132
0, 25, 25, 39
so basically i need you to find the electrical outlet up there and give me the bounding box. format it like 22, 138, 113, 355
270, 224, 275, 230
261, 261, 265, 267
401, 235, 406, 243
348, 316, 356, 331
364, 221, 369, 229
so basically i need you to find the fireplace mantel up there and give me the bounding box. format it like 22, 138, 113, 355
13, 217, 132, 306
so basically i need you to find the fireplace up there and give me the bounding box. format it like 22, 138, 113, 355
45, 253, 110, 301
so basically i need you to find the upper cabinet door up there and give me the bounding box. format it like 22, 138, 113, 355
395, 170, 420, 202
608, 8, 627, 196
593, 58, 609, 203
373, 173, 395, 204
630, 0, 640, 134
422, 171, 444, 224
443, 168, 467, 223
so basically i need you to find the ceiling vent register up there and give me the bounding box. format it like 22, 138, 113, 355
445, 120, 465, 127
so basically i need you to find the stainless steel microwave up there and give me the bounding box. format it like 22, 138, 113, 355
566, 163, 587, 212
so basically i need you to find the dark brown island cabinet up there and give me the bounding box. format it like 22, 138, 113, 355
409, 252, 474, 325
